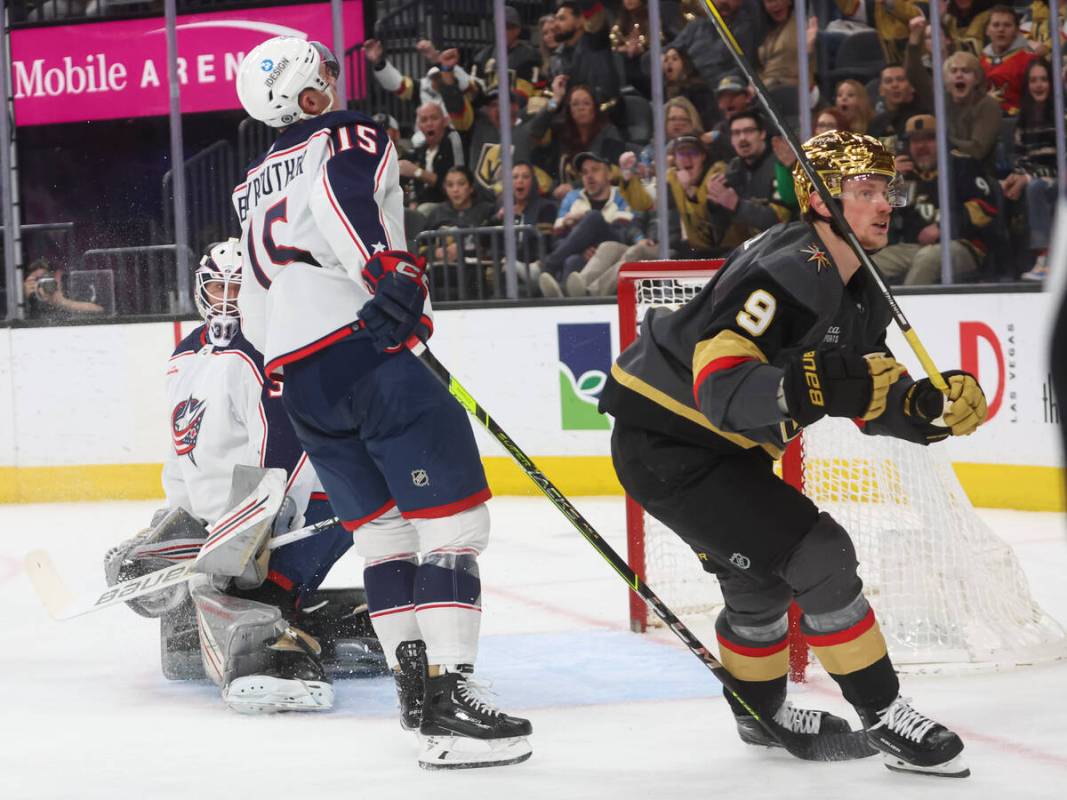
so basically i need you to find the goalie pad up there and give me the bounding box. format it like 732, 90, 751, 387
190, 574, 333, 712
194, 465, 287, 589
103, 507, 208, 618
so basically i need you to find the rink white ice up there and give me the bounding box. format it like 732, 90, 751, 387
2, 497, 1065, 799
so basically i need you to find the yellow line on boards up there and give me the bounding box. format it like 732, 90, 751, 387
0, 460, 1062, 512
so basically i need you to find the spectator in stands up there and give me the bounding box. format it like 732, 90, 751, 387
422, 166, 497, 298
1001, 58, 1063, 280
663, 46, 718, 130
868, 64, 930, 151
813, 106, 852, 134
550, 1, 620, 103
704, 110, 790, 250
831, 0, 924, 65
363, 38, 475, 131
471, 6, 541, 101
495, 161, 559, 286
399, 103, 466, 214
704, 73, 754, 165
529, 78, 626, 199
1022, 0, 1067, 50
943, 0, 996, 58
22, 259, 103, 322
538, 152, 637, 297
835, 78, 874, 133
981, 6, 1040, 115
757, 0, 815, 89
669, 0, 760, 90
944, 51, 1003, 167
538, 14, 560, 78
873, 114, 999, 284
612, 0, 677, 95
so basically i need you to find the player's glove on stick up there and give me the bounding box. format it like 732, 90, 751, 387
359, 250, 433, 353
903, 370, 987, 442
782, 348, 904, 427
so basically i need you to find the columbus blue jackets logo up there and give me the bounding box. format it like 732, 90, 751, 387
172, 396, 207, 465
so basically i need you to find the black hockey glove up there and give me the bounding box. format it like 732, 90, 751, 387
359, 250, 433, 353
902, 370, 987, 442
781, 347, 904, 427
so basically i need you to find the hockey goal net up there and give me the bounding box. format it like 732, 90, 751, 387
617, 260, 1067, 676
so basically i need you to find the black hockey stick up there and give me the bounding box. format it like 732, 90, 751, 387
697, 0, 947, 392
417, 346, 875, 762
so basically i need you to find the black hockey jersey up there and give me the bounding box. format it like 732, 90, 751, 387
599, 222, 922, 456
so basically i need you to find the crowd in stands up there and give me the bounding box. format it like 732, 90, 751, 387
364, 0, 1066, 298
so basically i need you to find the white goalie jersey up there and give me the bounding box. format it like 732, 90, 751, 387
163, 325, 324, 525
232, 109, 425, 377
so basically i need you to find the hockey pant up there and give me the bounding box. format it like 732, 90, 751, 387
610, 422, 900, 714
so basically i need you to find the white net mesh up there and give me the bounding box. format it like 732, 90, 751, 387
626, 269, 1067, 672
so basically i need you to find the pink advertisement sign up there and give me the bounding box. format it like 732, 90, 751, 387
11, 2, 364, 126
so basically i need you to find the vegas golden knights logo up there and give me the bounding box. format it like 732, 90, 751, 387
475, 142, 503, 193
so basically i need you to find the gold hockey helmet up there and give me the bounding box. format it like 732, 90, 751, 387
792, 130, 898, 214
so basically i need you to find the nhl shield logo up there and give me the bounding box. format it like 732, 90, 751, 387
411, 469, 430, 487
729, 552, 751, 570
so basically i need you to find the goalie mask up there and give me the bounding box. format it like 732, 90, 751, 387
792, 130, 903, 215
195, 239, 243, 347
236, 37, 340, 128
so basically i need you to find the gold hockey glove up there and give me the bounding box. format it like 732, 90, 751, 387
903, 370, 988, 442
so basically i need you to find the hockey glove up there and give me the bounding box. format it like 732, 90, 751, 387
358, 250, 433, 353
782, 348, 905, 427
902, 370, 987, 442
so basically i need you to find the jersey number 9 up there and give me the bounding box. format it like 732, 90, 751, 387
736, 289, 776, 337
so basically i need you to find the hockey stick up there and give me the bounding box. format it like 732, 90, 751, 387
24, 514, 342, 621
697, 0, 948, 392
417, 347, 874, 762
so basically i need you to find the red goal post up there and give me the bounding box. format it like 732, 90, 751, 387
616, 260, 810, 681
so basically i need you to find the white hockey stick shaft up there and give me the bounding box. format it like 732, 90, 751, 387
24, 515, 342, 621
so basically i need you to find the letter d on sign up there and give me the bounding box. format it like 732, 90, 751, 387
960, 321, 1004, 420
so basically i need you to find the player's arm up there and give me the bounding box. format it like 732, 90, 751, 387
693, 276, 905, 434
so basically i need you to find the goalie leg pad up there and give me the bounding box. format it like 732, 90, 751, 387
189, 575, 333, 713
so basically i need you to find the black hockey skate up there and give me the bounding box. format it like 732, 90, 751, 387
418, 658, 532, 769
224, 626, 334, 714
860, 696, 969, 778
735, 700, 877, 761
394, 640, 427, 731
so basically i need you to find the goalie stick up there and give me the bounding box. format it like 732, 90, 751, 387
24, 513, 341, 621
417, 347, 875, 763
697, 0, 948, 392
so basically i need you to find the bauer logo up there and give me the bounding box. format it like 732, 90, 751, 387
557, 323, 611, 430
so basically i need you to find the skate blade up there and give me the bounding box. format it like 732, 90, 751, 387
224, 677, 334, 714
417, 734, 532, 770
883, 752, 970, 778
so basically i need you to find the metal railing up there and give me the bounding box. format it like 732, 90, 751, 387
162, 140, 239, 259
81, 244, 196, 315
416, 224, 546, 301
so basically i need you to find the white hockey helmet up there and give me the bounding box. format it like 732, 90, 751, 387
236, 37, 340, 128
195, 238, 243, 346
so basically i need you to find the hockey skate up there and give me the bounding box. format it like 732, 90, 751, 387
394, 640, 427, 731
735, 699, 858, 748
223, 626, 334, 714
860, 696, 969, 778
416, 652, 532, 769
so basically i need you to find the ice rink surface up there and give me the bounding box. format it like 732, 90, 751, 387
2, 497, 1066, 799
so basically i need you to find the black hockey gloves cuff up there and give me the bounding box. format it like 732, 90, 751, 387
359, 250, 434, 353
782, 347, 905, 427
902, 370, 987, 442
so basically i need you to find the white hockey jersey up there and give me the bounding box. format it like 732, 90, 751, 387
232, 110, 425, 377
163, 325, 324, 525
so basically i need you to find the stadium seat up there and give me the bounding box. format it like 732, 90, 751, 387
830, 30, 886, 85
621, 92, 654, 147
